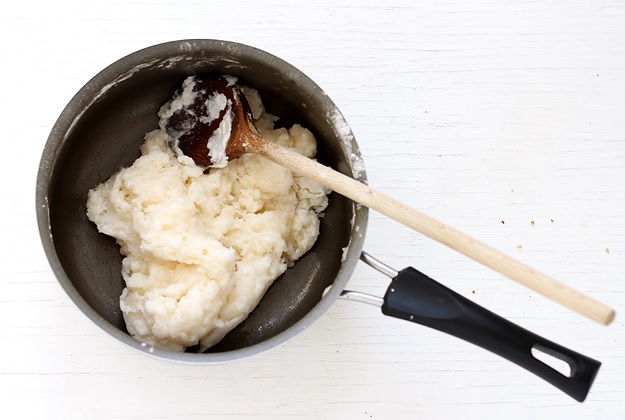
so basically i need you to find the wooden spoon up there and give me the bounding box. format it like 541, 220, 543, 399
160, 75, 615, 325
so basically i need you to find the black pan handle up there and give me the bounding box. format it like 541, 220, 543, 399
382, 267, 601, 402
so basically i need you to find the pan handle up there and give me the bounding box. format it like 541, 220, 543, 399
381, 265, 600, 402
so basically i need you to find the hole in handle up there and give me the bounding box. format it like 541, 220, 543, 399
531, 344, 573, 377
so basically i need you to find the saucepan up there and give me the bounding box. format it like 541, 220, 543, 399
36, 39, 600, 402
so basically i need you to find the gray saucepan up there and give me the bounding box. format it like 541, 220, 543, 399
36, 39, 600, 402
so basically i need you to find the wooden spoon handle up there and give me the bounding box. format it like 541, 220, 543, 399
254, 139, 615, 325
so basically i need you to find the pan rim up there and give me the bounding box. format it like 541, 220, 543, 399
36, 38, 369, 363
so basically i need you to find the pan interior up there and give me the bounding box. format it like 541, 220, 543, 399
46, 48, 354, 354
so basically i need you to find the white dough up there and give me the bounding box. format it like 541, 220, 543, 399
86, 90, 329, 351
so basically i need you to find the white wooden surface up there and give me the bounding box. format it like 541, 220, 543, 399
2, 1, 624, 418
